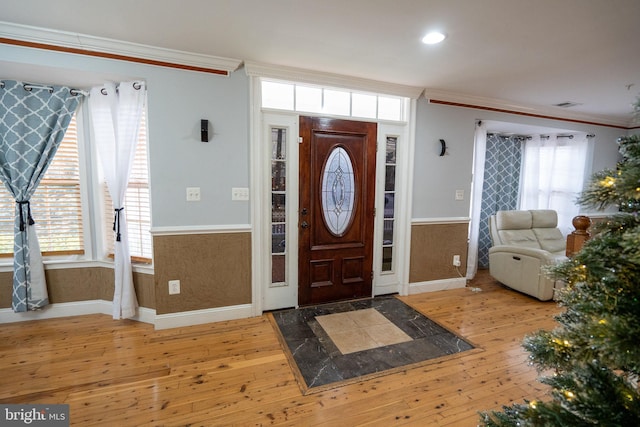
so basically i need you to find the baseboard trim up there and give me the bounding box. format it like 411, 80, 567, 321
0, 300, 156, 325
408, 277, 467, 294
154, 304, 254, 330
374, 283, 401, 296
0, 299, 251, 329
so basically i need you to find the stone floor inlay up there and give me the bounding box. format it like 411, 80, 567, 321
271, 296, 475, 393
315, 308, 412, 354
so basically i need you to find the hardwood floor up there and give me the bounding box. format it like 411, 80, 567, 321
0, 271, 561, 426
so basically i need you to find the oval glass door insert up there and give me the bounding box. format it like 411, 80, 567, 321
321, 146, 355, 236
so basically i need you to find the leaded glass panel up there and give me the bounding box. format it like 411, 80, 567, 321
321, 147, 355, 236
384, 193, 395, 218
272, 194, 286, 223
271, 126, 287, 285
382, 136, 398, 272
272, 161, 286, 191
272, 224, 286, 254
382, 247, 393, 271
383, 219, 394, 244
385, 165, 396, 191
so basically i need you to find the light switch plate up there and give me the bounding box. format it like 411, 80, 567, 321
232, 187, 249, 201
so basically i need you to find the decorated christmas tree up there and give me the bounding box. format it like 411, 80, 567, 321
480, 102, 640, 426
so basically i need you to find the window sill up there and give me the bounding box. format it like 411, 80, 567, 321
0, 258, 154, 275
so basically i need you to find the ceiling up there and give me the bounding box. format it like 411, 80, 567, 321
2, 0, 639, 127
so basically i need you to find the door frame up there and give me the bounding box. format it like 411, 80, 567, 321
298, 116, 377, 306
249, 78, 417, 315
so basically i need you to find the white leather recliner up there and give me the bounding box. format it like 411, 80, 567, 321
488, 209, 567, 301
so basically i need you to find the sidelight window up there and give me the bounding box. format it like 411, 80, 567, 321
382, 136, 397, 272
271, 127, 287, 285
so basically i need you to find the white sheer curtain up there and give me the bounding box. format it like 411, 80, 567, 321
519, 133, 589, 235
89, 81, 145, 319
466, 121, 487, 280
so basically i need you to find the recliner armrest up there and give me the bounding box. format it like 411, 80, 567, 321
488, 245, 557, 264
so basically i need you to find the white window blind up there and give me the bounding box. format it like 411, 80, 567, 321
0, 115, 84, 256
102, 112, 152, 263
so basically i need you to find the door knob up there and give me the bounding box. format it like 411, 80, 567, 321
301, 221, 309, 229
301, 208, 308, 215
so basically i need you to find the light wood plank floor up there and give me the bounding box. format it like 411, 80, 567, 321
0, 271, 561, 426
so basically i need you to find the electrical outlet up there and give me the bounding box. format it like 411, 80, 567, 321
453, 255, 461, 267
168, 280, 181, 295
455, 189, 464, 201
186, 187, 201, 201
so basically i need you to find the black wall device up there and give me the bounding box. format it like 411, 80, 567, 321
439, 139, 447, 156
201, 119, 209, 142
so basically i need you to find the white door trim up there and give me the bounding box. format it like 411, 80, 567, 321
250, 77, 416, 314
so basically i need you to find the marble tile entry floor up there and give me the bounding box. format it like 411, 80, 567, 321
270, 296, 475, 394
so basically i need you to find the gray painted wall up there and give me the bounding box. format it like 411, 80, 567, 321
0, 44, 250, 228
413, 96, 624, 219
0, 42, 626, 228
145, 68, 250, 227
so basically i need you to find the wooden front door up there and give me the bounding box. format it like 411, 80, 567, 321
298, 116, 377, 305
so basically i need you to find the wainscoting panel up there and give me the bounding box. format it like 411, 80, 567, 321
0, 267, 155, 310
153, 232, 252, 315
409, 221, 469, 283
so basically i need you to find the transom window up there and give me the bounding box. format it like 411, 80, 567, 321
261, 80, 407, 122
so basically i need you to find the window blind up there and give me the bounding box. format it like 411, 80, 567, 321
102, 112, 152, 263
0, 116, 84, 256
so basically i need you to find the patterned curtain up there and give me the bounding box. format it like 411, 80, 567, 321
0, 80, 84, 312
477, 134, 523, 268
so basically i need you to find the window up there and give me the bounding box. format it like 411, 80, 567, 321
101, 112, 152, 263
0, 109, 152, 263
261, 80, 408, 122
0, 115, 84, 256
382, 136, 397, 272
271, 127, 287, 285
519, 134, 589, 235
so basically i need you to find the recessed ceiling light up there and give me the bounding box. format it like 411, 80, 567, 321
422, 31, 446, 45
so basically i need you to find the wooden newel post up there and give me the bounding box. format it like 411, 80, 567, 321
566, 215, 592, 257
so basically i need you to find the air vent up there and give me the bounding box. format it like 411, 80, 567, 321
553, 101, 582, 108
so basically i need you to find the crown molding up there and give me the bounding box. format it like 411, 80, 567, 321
424, 88, 632, 129
245, 61, 424, 99
0, 21, 242, 75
